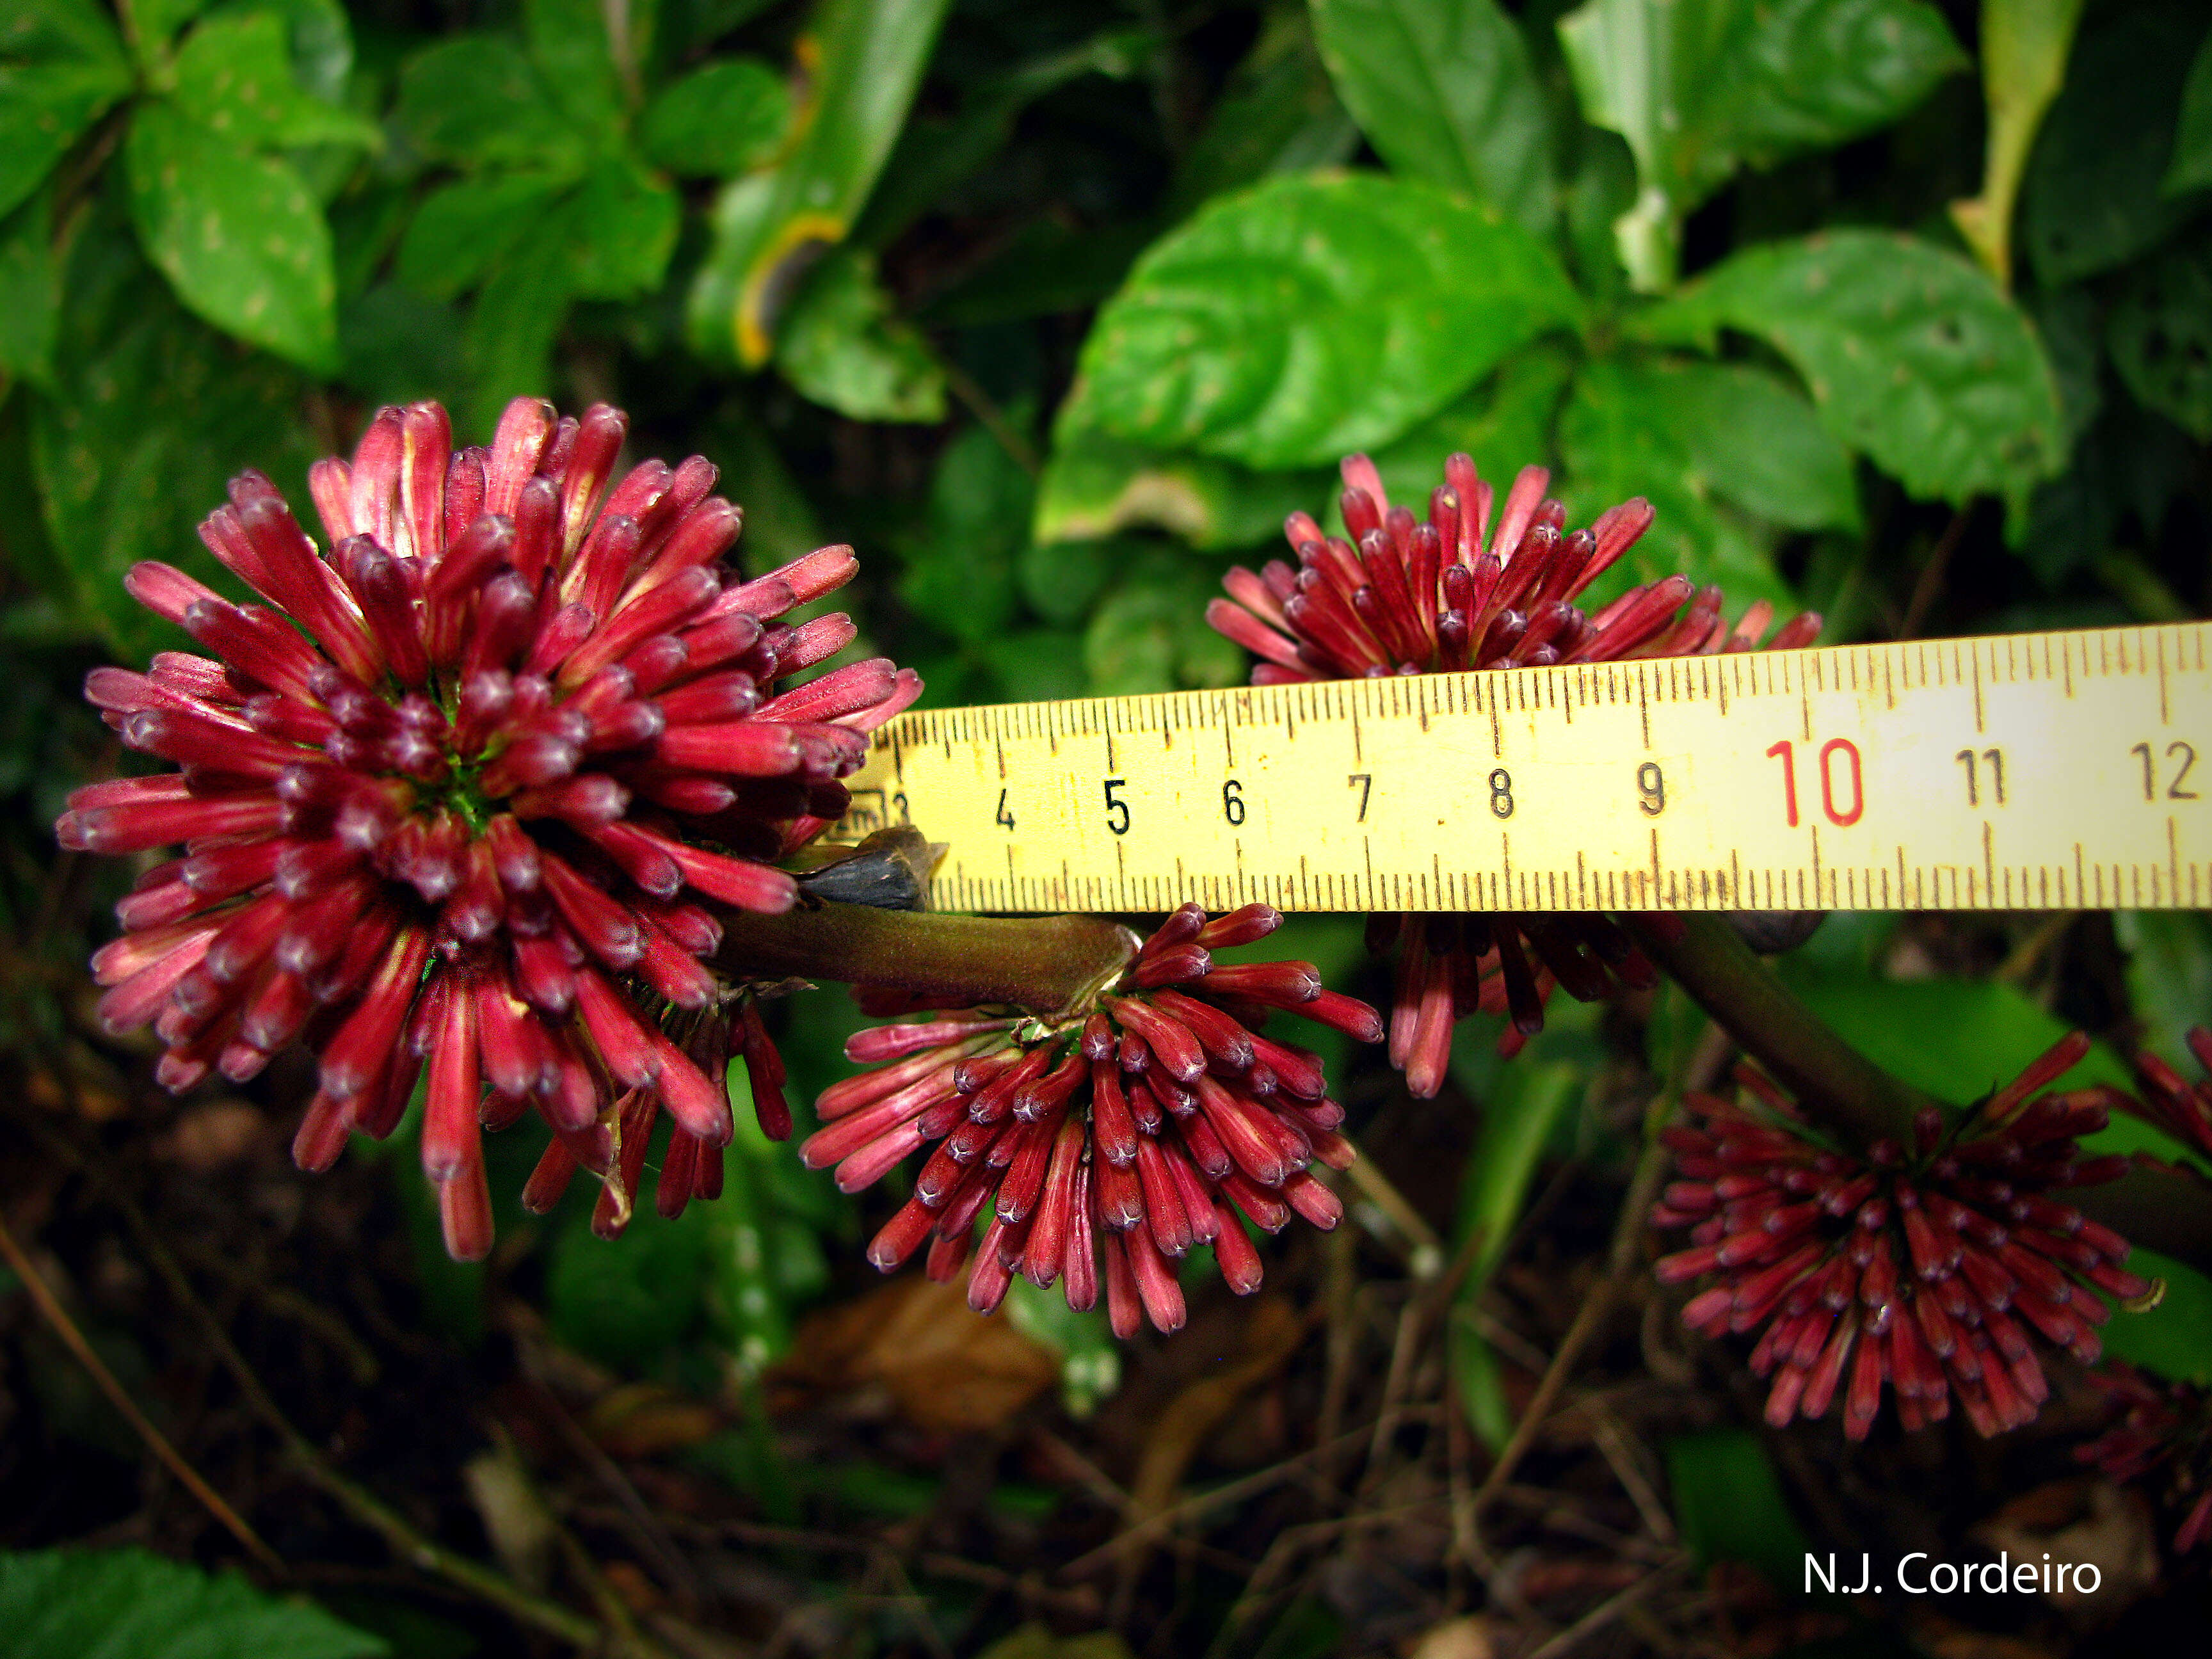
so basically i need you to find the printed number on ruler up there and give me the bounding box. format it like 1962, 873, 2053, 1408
822, 624, 2212, 915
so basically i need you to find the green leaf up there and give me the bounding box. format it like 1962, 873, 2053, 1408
1164, 10, 1356, 222
1949, 0, 2086, 285
686, 0, 953, 367
209, 0, 356, 108
566, 156, 678, 300
549, 1187, 715, 1368
524, 0, 628, 139
30, 211, 321, 659
901, 422, 1032, 643
2117, 911, 2212, 1073
0, 0, 134, 224
774, 245, 945, 422
1034, 419, 1327, 551
1005, 1278, 1122, 1418
394, 35, 588, 174
1363, 340, 1576, 513
1083, 556, 1246, 695
1559, 0, 1963, 289
640, 56, 790, 177
0, 188, 60, 384
1556, 355, 1793, 611
1663, 1430, 1813, 1587
338, 282, 463, 407
0, 1548, 385, 1659
170, 10, 380, 152
1310, 0, 1554, 231
1064, 172, 1583, 470
464, 214, 573, 437
2101, 1246, 2212, 1387
2021, 3, 2208, 287
2106, 224, 2212, 442
1635, 230, 2064, 513
395, 172, 572, 301
2170, 28, 2212, 196
125, 99, 340, 370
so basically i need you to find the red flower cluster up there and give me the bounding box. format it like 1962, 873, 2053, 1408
1653, 1036, 2151, 1440
801, 904, 1382, 1334
60, 398, 917, 1257
2130, 1026, 2212, 1162
1208, 453, 1820, 1094
2078, 1363, 2212, 1553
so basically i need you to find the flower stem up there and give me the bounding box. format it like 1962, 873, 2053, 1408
1626, 913, 2212, 1276
714, 902, 1140, 1014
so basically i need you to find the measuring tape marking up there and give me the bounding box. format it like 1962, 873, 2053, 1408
823, 624, 2212, 914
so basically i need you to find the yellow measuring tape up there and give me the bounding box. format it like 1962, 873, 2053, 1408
824, 623, 2212, 914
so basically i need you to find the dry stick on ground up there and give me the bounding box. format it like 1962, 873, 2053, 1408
19, 1117, 656, 1659
1523, 1560, 1688, 1659
0, 1212, 282, 1573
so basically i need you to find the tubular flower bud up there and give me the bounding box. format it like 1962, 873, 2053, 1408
2128, 1026, 2212, 1162
2077, 1363, 2212, 1554
63, 397, 921, 1259
1651, 1036, 2154, 1442
1208, 453, 1821, 1093
805, 903, 1379, 1334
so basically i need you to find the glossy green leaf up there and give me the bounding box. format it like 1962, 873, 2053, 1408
28, 215, 320, 657
1949, 0, 2086, 285
0, 0, 134, 224
774, 246, 945, 422
394, 36, 588, 173
1065, 172, 1582, 470
641, 57, 790, 177
0, 189, 59, 384
170, 10, 380, 152
2021, 3, 2207, 287
524, 0, 628, 138
1635, 230, 2064, 513
1559, 0, 1962, 288
566, 156, 679, 300
0, 1548, 385, 1659
1034, 419, 1326, 551
1663, 1430, 1813, 1586
901, 422, 1032, 643
1310, 0, 1554, 231
125, 99, 340, 371
687, 0, 953, 367
2170, 29, 2212, 196
2106, 225, 2212, 442
395, 172, 571, 301
1556, 356, 1793, 611
1364, 340, 1575, 513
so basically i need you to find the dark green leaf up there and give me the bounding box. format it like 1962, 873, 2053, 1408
394, 36, 588, 173
923, 219, 1151, 327
464, 214, 573, 438
1949, 0, 2087, 285
1310, 0, 1554, 231
901, 422, 1032, 643
640, 57, 790, 177
0, 0, 134, 223
685, 0, 953, 367
2021, 3, 2208, 287
396, 172, 571, 301
125, 99, 340, 369
0, 1548, 384, 1659
1164, 10, 1356, 222
1034, 418, 1327, 551
0, 188, 59, 384
1017, 538, 1111, 627
2101, 1246, 2212, 1387
1559, 0, 1962, 287
338, 282, 464, 407
566, 156, 678, 300
1083, 557, 1245, 694
170, 9, 379, 152
1663, 1429, 1813, 1586
774, 246, 945, 422
2170, 28, 2212, 196
548, 1185, 716, 1367
1556, 355, 1795, 611
524, 0, 627, 138
2118, 911, 2212, 1074
1065, 172, 1583, 470
977, 627, 1090, 702
2106, 225, 2212, 441
1006, 1278, 1122, 1417
30, 212, 320, 658
1635, 230, 2064, 513
1365, 341, 1575, 513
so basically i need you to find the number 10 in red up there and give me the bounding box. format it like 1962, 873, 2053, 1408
1765, 739, 1864, 828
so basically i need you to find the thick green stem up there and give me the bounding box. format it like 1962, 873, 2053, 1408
1627, 913, 2212, 1277
715, 902, 1139, 1014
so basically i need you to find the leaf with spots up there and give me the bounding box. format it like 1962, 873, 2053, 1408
1631, 230, 2064, 513
1062, 172, 1583, 470
0, 0, 134, 223
124, 98, 341, 371
168, 8, 380, 154
28, 207, 320, 657
392, 35, 588, 175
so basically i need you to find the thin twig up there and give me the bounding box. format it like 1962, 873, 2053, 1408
0, 1214, 282, 1573
1523, 1561, 1685, 1659
1899, 504, 1971, 640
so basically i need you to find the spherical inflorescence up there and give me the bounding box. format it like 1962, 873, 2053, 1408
1653, 1035, 2152, 1441
60, 397, 918, 1257
801, 903, 1382, 1334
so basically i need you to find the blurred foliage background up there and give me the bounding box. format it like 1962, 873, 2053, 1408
4, 0, 2212, 1654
